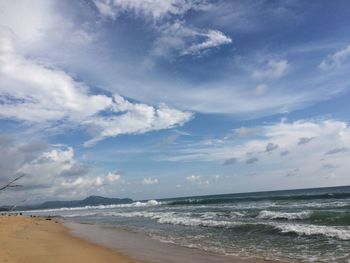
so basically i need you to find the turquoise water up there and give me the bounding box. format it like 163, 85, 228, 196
27, 186, 350, 262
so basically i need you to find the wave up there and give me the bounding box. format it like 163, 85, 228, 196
256, 210, 350, 226
156, 215, 350, 240
25, 200, 162, 213
257, 210, 311, 220
273, 223, 350, 240
61, 209, 350, 240
166, 192, 350, 206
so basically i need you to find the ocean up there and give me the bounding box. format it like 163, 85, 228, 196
25, 186, 350, 262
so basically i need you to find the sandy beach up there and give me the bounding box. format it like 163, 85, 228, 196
0, 215, 284, 263
0, 216, 136, 263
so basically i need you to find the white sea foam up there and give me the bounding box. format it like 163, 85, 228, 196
257, 210, 311, 220
157, 215, 237, 227
69, 210, 242, 228
271, 223, 350, 240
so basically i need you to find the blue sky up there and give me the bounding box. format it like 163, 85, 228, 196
1, 0, 350, 204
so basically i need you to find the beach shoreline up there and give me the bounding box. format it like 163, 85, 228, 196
0, 215, 137, 263
0, 215, 284, 263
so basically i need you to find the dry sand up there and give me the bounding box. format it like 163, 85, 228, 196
0, 216, 137, 263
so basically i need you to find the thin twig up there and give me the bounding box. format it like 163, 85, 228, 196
0, 174, 25, 192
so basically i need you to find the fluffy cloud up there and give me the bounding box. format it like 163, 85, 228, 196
142, 177, 159, 185
0, 137, 126, 203
106, 171, 121, 182
0, 30, 192, 146
0, 136, 49, 184
83, 96, 193, 146
93, 0, 210, 20
61, 170, 121, 189
319, 45, 350, 70
252, 59, 289, 79
0, 140, 82, 201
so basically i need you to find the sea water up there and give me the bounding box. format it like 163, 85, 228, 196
25, 186, 350, 262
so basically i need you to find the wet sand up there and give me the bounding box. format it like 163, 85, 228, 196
65, 221, 285, 263
0, 216, 137, 263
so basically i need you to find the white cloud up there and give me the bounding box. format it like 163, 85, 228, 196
93, 0, 210, 20
93, 0, 231, 58
0, 0, 55, 45
252, 59, 289, 79
83, 96, 193, 146
0, 28, 112, 123
186, 175, 201, 182
0, 30, 193, 145
61, 176, 103, 188
0, 142, 91, 200
166, 119, 350, 165
0, 0, 94, 52
0, 138, 127, 203
183, 29, 232, 55
151, 21, 231, 58
319, 45, 350, 70
186, 175, 209, 185
142, 177, 159, 185
106, 171, 121, 182
1, 0, 342, 120
19, 147, 77, 178
163, 119, 350, 188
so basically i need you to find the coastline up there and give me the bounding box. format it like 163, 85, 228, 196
0, 215, 137, 263
0, 215, 286, 263
64, 219, 285, 263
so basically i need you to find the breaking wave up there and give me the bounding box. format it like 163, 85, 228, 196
257, 210, 311, 220
273, 223, 350, 240
25, 200, 162, 213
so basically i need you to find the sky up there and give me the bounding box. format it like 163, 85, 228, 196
0, 0, 350, 204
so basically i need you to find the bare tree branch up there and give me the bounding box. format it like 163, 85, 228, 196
0, 174, 26, 192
